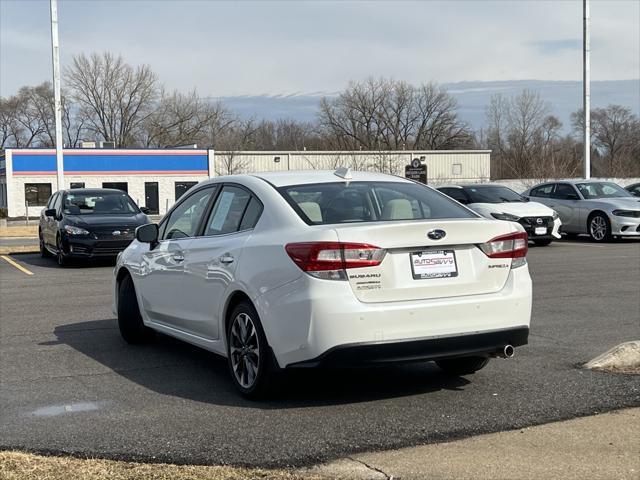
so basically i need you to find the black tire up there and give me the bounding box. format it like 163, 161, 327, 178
226, 300, 275, 399
588, 212, 611, 243
39, 230, 51, 258
533, 239, 552, 246
436, 356, 490, 375
56, 235, 68, 266
117, 274, 154, 344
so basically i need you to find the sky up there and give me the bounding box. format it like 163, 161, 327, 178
1, 0, 639, 99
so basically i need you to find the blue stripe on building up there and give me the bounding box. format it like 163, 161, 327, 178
12, 153, 208, 172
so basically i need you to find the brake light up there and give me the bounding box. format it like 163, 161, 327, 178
479, 232, 528, 266
285, 242, 386, 279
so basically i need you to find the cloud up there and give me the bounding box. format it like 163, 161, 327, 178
531, 39, 583, 54
1, 0, 638, 98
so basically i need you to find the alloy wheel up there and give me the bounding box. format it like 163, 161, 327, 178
229, 312, 260, 389
590, 216, 607, 241
56, 237, 66, 266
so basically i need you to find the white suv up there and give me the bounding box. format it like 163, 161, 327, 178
113, 170, 532, 397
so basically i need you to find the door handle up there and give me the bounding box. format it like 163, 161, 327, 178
220, 254, 235, 264
172, 253, 185, 262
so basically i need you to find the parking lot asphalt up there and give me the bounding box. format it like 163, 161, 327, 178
1, 238, 639, 468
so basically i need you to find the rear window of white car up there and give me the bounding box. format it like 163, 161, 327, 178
279, 182, 477, 225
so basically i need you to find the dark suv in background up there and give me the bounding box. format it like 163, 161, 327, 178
39, 188, 150, 266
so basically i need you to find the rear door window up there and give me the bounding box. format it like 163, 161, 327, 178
530, 184, 554, 198
204, 186, 252, 236
552, 184, 579, 200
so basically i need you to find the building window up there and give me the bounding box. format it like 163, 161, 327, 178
102, 182, 128, 193
452, 163, 462, 176
70, 182, 85, 189
175, 182, 198, 201
24, 183, 52, 206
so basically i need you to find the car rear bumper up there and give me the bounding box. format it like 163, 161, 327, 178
288, 326, 529, 368
256, 264, 532, 368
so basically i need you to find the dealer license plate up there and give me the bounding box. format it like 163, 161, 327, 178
534, 227, 547, 235
410, 250, 458, 280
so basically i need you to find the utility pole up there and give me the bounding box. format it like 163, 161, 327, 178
583, 0, 591, 179
50, 0, 64, 190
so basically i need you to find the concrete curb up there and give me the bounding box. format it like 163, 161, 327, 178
300, 408, 640, 480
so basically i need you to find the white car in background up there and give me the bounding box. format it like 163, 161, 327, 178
113, 170, 532, 398
438, 184, 562, 246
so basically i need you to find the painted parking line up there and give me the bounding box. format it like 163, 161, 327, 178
1, 255, 34, 276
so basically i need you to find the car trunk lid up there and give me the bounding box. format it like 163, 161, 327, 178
333, 219, 521, 303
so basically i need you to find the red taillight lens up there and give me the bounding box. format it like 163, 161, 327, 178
479, 232, 528, 259
285, 242, 386, 272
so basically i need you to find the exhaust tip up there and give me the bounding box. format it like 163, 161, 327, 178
503, 345, 515, 358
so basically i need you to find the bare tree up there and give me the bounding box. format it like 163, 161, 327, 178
572, 105, 640, 177
318, 78, 472, 151
591, 105, 639, 176
140, 89, 231, 148
0, 97, 19, 149
214, 119, 259, 175
253, 118, 324, 150
64, 52, 158, 147
485, 90, 575, 179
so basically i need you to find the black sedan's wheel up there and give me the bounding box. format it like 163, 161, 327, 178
533, 239, 552, 246
117, 274, 154, 344
436, 356, 490, 375
56, 235, 68, 266
39, 231, 51, 258
588, 213, 611, 242
226, 300, 274, 398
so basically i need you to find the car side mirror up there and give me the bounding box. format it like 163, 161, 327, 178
566, 194, 579, 200
140, 206, 150, 214
44, 208, 56, 217
136, 223, 159, 248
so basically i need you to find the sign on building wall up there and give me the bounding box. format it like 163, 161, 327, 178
405, 158, 427, 184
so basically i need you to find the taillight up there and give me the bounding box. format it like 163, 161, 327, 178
285, 242, 386, 280
479, 232, 528, 268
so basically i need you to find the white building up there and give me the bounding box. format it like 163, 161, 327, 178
0, 148, 490, 218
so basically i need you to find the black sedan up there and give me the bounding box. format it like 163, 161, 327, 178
39, 188, 150, 266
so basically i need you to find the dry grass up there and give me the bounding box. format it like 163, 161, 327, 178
0, 451, 326, 480
0, 225, 38, 237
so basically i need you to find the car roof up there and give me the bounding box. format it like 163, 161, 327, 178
60, 188, 128, 195
533, 179, 617, 186
246, 170, 413, 188
437, 184, 508, 189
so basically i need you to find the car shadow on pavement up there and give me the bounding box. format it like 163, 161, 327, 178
16, 254, 116, 269
53, 319, 472, 409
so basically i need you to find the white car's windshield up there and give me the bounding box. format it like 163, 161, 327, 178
64, 192, 140, 215
465, 186, 526, 204
576, 182, 632, 200
279, 181, 477, 225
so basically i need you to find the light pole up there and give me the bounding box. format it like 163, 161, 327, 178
50, 0, 64, 190
583, 0, 591, 179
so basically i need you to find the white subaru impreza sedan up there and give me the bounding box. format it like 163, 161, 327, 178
113, 169, 532, 397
